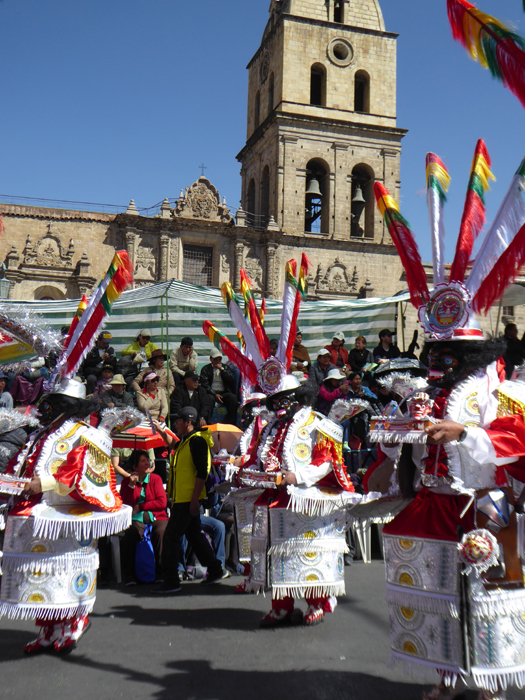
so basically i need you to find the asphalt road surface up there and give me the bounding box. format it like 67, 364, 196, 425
0, 561, 521, 700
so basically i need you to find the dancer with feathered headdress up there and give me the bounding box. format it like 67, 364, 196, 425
201, 255, 362, 627
0, 251, 142, 654
370, 146, 525, 700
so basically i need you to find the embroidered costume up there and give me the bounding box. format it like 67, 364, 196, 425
0, 251, 135, 654
203, 256, 360, 626
370, 152, 525, 699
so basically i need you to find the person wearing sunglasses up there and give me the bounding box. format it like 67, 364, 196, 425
136, 372, 168, 422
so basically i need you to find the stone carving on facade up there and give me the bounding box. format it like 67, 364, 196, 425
265, 241, 279, 298
307, 259, 360, 298
23, 228, 75, 268
244, 246, 263, 291
159, 234, 169, 281
134, 245, 157, 282
174, 177, 232, 223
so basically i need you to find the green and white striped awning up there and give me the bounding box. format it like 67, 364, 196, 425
9, 280, 409, 367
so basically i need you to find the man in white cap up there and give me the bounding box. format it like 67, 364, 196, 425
308, 348, 336, 389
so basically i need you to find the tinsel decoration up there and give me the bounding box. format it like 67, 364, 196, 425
458, 528, 500, 576
98, 407, 144, 435
447, 0, 525, 109
0, 305, 62, 362
449, 139, 495, 283
0, 408, 40, 434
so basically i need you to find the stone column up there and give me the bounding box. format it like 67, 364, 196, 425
159, 233, 169, 281
332, 142, 349, 240
266, 240, 278, 298
234, 238, 245, 291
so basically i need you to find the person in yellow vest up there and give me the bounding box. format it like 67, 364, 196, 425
152, 406, 223, 592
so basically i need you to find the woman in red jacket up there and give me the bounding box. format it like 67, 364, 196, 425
324, 331, 350, 374
120, 450, 168, 585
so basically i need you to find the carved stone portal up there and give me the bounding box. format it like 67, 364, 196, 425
308, 259, 360, 298
23, 227, 75, 268
175, 177, 232, 223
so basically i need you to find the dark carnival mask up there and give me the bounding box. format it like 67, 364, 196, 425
427, 345, 463, 387
272, 393, 298, 422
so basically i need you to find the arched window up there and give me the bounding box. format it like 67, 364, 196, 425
354, 71, 370, 113
310, 64, 326, 107
268, 73, 275, 117
260, 166, 270, 228
254, 91, 261, 130
247, 179, 256, 227
334, 1, 344, 23
351, 164, 375, 239
305, 159, 330, 234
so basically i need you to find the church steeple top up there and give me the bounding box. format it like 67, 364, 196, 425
268, 0, 385, 33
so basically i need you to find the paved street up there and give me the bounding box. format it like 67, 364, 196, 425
0, 561, 521, 700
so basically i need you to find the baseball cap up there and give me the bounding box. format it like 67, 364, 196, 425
143, 372, 159, 383
210, 348, 222, 359
98, 332, 112, 342
172, 406, 198, 423
139, 329, 152, 338
379, 329, 393, 338
317, 348, 330, 357
333, 331, 345, 341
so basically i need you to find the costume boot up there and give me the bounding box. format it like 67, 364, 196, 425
23, 622, 59, 655
422, 681, 462, 700
54, 615, 91, 653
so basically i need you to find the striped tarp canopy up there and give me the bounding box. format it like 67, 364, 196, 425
9, 280, 409, 367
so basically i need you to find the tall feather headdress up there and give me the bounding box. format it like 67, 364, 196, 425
203, 254, 310, 394
375, 146, 525, 342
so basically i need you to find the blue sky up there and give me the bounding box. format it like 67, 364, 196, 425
1, 0, 524, 263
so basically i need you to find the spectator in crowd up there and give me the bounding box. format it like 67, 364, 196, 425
308, 348, 336, 389
81, 331, 117, 394
269, 339, 278, 357
132, 349, 175, 396
317, 368, 349, 415
503, 323, 525, 379
121, 330, 159, 362
348, 336, 375, 376
169, 337, 199, 386
0, 421, 28, 473
372, 329, 401, 364
0, 372, 13, 409
200, 349, 238, 425
136, 372, 168, 422
171, 371, 212, 428
153, 406, 224, 592
120, 450, 168, 585
92, 364, 115, 398
324, 331, 351, 374
346, 372, 382, 455
99, 374, 134, 410
289, 330, 311, 373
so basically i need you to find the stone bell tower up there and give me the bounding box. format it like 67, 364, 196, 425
237, 0, 407, 241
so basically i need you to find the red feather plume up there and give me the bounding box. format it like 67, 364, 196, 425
374, 183, 429, 308
202, 320, 259, 385
472, 222, 525, 313
449, 139, 493, 283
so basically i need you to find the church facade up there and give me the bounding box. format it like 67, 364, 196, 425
0, 0, 518, 338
